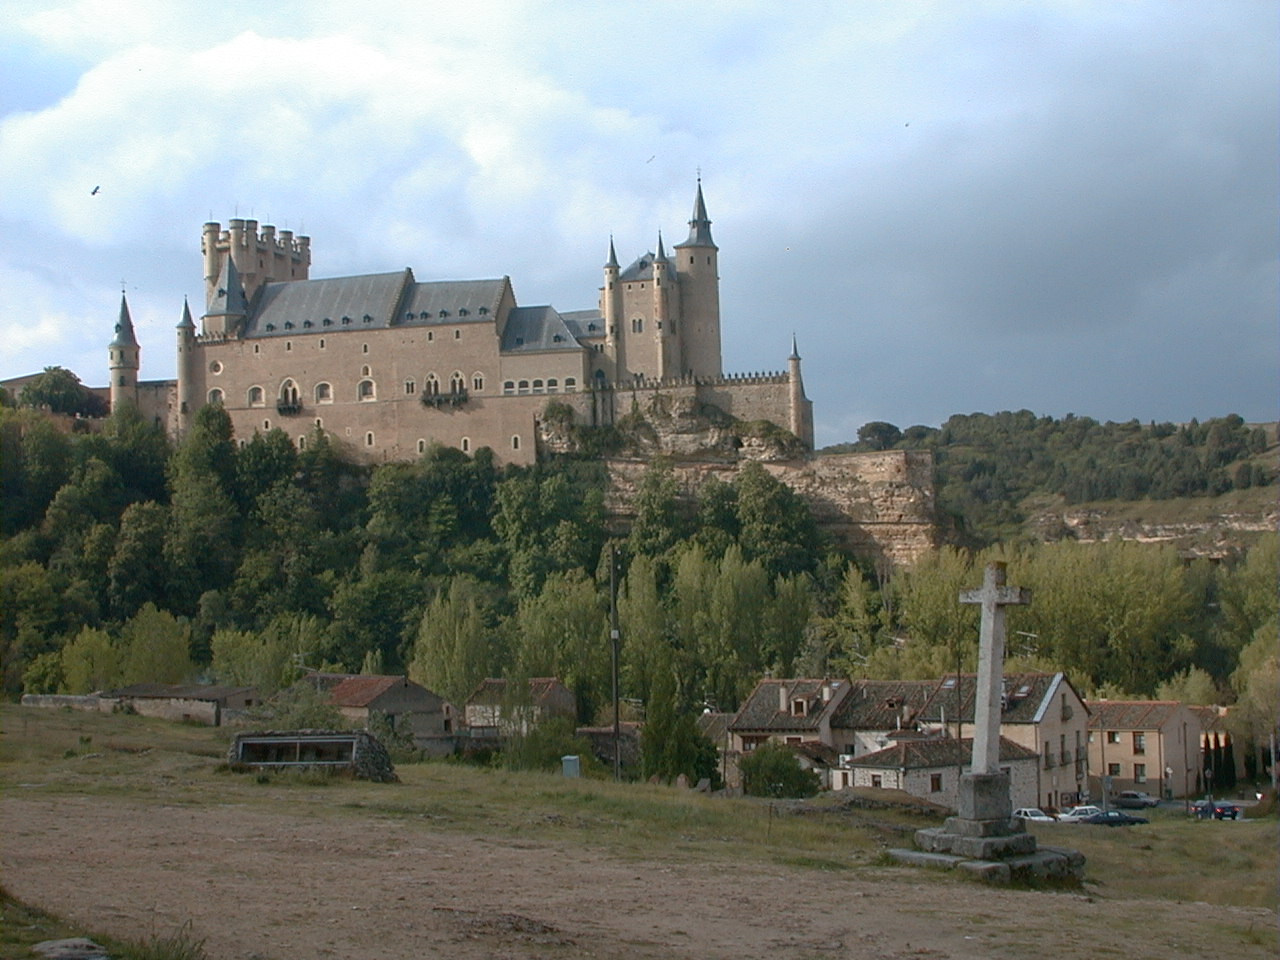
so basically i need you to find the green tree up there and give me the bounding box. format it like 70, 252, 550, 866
409, 576, 500, 705
733, 462, 819, 577
59, 626, 122, 694
510, 569, 608, 722
627, 459, 688, 557
1155, 667, 1220, 706
19, 366, 106, 416
107, 501, 170, 618
739, 741, 820, 798
325, 570, 427, 672
118, 603, 194, 685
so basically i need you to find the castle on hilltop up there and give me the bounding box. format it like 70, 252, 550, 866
107, 182, 813, 464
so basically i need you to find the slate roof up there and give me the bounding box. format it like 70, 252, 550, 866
103, 683, 256, 702
111, 295, 138, 347
618, 251, 678, 283
916, 672, 1069, 725
1086, 700, 1187, 731
730, 679, 847, 733
849, 736, 1038, 771
500, 306, 584, 353
244, 271, 411, 337
696, 711, 734, 746
829, 680, 935, 731
560, 309, 605, 340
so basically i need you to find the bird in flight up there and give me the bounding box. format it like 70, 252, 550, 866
91, 185, 100, 195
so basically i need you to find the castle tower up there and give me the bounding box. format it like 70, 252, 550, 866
175, 297, 196, 433
108, 293, 140, 411
602, 238, 622, 381
652, 233, 675, 380
788, 335, 815, 449
202, 218, 310, 308
201, 252, 248, 337
672, 179, 721, 377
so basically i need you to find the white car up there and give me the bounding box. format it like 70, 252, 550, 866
1057, 805, 1104, 823
1013, 807, 1056, 822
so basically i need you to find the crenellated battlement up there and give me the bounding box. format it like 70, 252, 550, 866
202, 219, 311, 308
595, 370, 789, 391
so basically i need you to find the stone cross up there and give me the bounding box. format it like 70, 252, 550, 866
960, 562, 1031, 775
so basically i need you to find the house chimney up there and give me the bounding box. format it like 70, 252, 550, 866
778, 683, 789, 713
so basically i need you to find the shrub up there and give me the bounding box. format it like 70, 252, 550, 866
739, 741, 821, 798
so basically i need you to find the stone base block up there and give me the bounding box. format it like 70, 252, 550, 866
889, 845, 1085, 886
956, 859, 1012, 883
957, 772, 1012, 821
942, 815, 1024, 838
886, 849, 965, 870
914, 827, 1037, 860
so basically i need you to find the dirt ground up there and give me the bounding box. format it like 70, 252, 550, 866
2, 794, 1274, 960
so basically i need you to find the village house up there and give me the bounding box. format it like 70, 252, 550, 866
826, 679, 935, 759
915, 672, 1091, 810
837, 735, 1040, 811
1086, 700, 1204, 799
728, 678, 851, 754
463, 677, 576, 736
305, 673, 457, 753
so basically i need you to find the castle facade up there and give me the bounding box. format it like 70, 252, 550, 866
107, 183, 813, 464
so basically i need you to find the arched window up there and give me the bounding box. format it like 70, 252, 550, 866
361, 365, 371, 377
315, 382, 332, 404
511, 435, 520, 451
298, 436, 306, 449
417, 439, 427, 454
425, 374, 440, 396
547, 378, 558, 392
503, 381, 515, 395
280, 379, 299, 405
248, 386, 265, 406
450, 372, 465, 395
365, 432, 375, 446
517, 380, 530, 395
263, 420, 271, 431
532, 379, 544, 393
405, 379, 416, 395
362, 343, 369, 353
461, 437, 470, 453
358, 379, 376, 401
472, 373, 484, 392
208, 388, 224, 403
631, 318, 643, 333
564, 377, 577, 392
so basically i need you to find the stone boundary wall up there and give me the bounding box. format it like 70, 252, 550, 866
21, 694, 111, 713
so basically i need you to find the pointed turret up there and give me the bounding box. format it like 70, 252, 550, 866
111, 293, 139, 348
175, 297, 196, 434
108, 293, 140, 412
202, 254, 248, 336
787, 334, 814, 449
606, 237, 619, 269
676, 178, 716, 249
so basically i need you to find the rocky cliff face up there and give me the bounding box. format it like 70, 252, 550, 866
604, 452, 937, 567
542, 395, 938, 566
1026, 502, 1277, 552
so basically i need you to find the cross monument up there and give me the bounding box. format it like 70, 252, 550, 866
960, 561, 1031, 776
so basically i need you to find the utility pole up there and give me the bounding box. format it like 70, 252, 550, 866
610, 543, 621, 781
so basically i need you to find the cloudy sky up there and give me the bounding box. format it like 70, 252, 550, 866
1, 0, 1274, 446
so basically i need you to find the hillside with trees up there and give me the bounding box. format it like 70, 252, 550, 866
823, 410, 1274, 546
2, 400, 1275, 780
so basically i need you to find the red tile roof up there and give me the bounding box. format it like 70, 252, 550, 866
849, 736, 1038, 771
327, 675, 405, 708
1086, 700, 1186, 730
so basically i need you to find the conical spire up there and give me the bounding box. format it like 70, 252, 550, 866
606, 236, 619, 269
677, 178, 716, 248
656, 231, 666, 260
176, 296, 195, 330
111, 293, 139, 347
204, 253, 248, 320
789, 333, 800, 360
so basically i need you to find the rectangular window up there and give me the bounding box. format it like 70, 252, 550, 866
1107, 762, 1121, 777
1134, 763, 1147, 783
1106, 731, 1121, 744
930, 773, 942, 793
870, 775, 882, 789
1133, 732, 1146, 755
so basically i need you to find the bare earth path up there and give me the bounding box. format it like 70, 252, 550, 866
2, 795, 1273, 960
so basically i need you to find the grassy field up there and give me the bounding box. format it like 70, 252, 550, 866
2, 703, 1276, 957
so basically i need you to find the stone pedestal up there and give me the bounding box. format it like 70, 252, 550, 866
889, 773, 1085, 885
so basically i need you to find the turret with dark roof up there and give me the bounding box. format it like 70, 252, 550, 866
675, 179, 716, 249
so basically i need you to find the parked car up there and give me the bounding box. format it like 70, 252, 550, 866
1192, 799, 1242, 820
1113, 790, 1161, 809
1013, 807, 1056, 822
1057, 804, 1104, 823
1082, 810, 1149, 827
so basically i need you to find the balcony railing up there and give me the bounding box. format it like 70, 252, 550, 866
421, 389, 468, 408
276, 400, 303, 415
